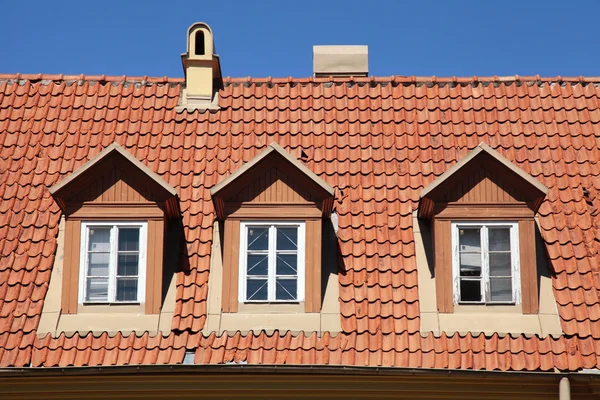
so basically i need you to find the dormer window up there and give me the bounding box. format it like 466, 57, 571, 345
419, 143, 548, 314
80, 221, 148, 304
239, 222, 305, 303
211, 142, 335, 315
452, 221, 520, 304
48, 143, 180, 317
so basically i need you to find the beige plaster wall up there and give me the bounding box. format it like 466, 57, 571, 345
37, 216, 177, 337
203, 221, 342, 335
414, 211, 562, 337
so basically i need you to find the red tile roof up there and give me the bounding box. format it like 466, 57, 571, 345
1, 73, 600, 370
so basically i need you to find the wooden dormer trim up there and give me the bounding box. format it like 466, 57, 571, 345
211, 142, 335, 219
418, 142, 548, 219
49, 143, 180, 219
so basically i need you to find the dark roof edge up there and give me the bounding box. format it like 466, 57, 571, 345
0, 363, 594, 379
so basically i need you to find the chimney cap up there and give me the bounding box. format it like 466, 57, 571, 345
313, 45, 368, 78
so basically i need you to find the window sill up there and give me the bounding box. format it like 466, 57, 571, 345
236, 302, 305, 314
78, 303, 145, 314
452, 304, 522, 314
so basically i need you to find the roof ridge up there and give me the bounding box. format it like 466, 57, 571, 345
2, 73, 600, 85
223, 75, 600, 84
0, 73, 184, 84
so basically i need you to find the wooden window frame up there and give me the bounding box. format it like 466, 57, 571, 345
238, 221, 306, 303
78, 221, 148, 305
222, 217, 322, 313
451, 221, 521, 305
62, 211, 165, 315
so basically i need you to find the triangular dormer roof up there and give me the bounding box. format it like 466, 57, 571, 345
49, 142, 179, 217
419, 142, 548, 219
211, 142, 334, 219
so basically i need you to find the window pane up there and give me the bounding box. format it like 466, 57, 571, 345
247, 227, 269, 251
276, 227, 297, 251
459, 253, 481, 277
247, 254, 268, 276
117, 254, 139, 276
246, 279, 268, 301
88, 252, 110, 277
86, 277, 108, 302
116, 278, 138, 302
276, 253, 297, 275
489, 253, 511, 277
490, 278, 513, 302
460, 279, 482, 302
88, 228, 110, 252
489, 228, 510, 251
458, 228, 480, 252
276, 278, 297, 301
118, 228, 140, 251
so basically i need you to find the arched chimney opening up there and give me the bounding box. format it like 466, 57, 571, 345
194, 31, 206, 56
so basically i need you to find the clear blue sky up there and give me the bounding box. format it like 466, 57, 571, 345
2, 0, 599, 79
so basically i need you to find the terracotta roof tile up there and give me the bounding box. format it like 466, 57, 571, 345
1, 74, 600, 370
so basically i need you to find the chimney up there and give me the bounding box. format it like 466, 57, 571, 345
180, 22, 222, 110
313, 45, 368, 78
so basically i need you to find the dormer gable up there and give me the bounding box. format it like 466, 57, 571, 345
211, 142, 335, 220
419, 142, 548, 219
50, 143, 179, 218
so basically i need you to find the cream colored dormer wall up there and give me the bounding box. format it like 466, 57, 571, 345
414, 211, 562, 337
203, 221, 342, 335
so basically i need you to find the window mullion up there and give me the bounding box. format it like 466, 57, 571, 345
482, 226, 489, 303
268, 225, 276, 301
109, 226, 117, 302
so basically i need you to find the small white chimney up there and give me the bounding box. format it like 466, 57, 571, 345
180, 22, 222, 110
313, 45, 368, 78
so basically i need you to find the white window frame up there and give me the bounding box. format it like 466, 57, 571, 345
78, 221, 148, 304
238, 221, 305, 303
451, 221, 520, 305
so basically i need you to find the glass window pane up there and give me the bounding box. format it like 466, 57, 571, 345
86, 277, 109, 302
460, 253, 481, 277
118, 228, 140, 251
247, 254, 268, 276
88, 252, 110, 276
276, 278, 297, 301
88, 228, 110, 252
460, 279, 482, 302
276, 227, 297, 251
117, 254, 139, 276
489, 253, 511, 277
276, 253, 297, 275
490, 278, 512, 301
247, 227, 269, 251
490, 278, 513, 302
458, 228, 480, 252
246, 279, 268, 301
489, 228, 511, 251
116, 278, 138, 302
